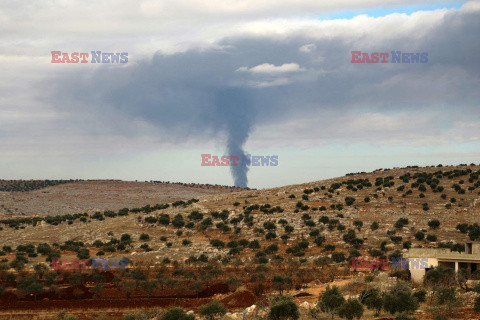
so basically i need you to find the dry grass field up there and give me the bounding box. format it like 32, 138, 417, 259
0, 180, 241, 217
1, 164, 480, 319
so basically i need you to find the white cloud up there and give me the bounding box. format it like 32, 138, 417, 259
236, 62, 304, 73
299, 43, 316, 53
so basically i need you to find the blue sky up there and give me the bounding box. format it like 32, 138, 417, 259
319, 1, 465, 19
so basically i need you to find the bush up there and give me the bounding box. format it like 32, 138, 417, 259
319, 286, 345, 319
403, 241, 412, 249
456, 223, 469, 233
76, 248, 90, 259
353, 220, 363, 231
210, 239, 225, 248
268, 295, 299, 320
415, 232, 425, 241
338, 298, 363, 320
345, 197, 356, 206
121, 233, 132, 244
428, 220, 440, 229
383, 284, 419, 315
265, 232, 277, 240
17, 275, 43, 300
361, 288, 383, 315
199, 300, 227, 320
332, 252, 346, 263
160, 307, 194, 320
413, 289, 427, 303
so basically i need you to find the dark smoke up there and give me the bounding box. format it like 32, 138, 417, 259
215, 88, 254, 187
45, 8, 480, 188
49, 52, 258, 187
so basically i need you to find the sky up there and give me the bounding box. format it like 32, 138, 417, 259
1, 0, 479, 188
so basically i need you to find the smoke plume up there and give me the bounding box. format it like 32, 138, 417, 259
215, 88, 254, 187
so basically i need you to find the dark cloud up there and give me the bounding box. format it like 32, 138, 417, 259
46, 7, 480, 186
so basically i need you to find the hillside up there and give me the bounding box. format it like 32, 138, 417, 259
0, 164, 479, 319
0, 180, 244, 217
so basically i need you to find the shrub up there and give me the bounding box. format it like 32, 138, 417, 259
265, 232, 277, 240
353, 220, 363, 231
332, 252, 346, 263
160, 307, 195, 320
210, 239, 225, 248
361, 288, 383, 315
268, 295, 299, 320
319, 286, 345, 319
413, 289, 427, 303
17, 275, 43, 300
345, 197, 356, 206
263, 221, 277, 230
469, 223, 480, 241
120, 234, 132, 244
76, 248, 90, 260
139, 233, 150, 241
391, 236, 403, 244
248, 240, 261, 249
428, 220, 440, 229
199, 300, 227, 320
338, 298, 363, 320
415, 232, 425, 241
319, 216, 330, 224
383, 284, 419, 315
456, 223, 469, 233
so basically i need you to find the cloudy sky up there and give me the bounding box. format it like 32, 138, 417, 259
1, 0, 479, 188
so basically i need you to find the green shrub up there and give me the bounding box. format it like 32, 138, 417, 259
268, 295, 299, 320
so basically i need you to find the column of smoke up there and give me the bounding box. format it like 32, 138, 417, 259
215, 88, 253, 188
51, 57, 257, 188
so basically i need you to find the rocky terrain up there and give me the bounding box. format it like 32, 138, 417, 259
0, 164, 480, 320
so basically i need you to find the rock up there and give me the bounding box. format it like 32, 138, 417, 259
244, 305, 256, 314
222, 313, 242, 320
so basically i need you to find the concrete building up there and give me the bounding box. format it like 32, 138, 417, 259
404, 242, 480, 282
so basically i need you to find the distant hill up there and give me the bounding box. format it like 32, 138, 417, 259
0, 179, 81, 192
0, 180, 243, 216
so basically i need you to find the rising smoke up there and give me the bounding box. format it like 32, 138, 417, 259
46, 8, 480, 188
215, 88, 254, 188
51, 52, 258, 187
